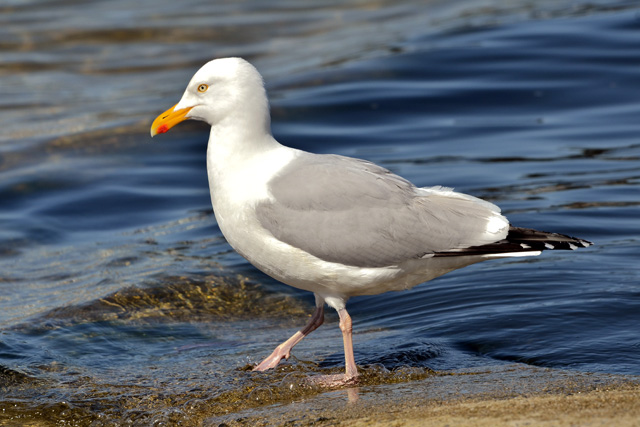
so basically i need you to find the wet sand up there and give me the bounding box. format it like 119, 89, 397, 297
345, 384, 640, 427
2, 359, 638, 425
209, 364, 640, 426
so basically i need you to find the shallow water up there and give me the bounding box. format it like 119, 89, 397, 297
1, 0, 639, 424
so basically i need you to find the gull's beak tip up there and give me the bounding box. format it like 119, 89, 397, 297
150, 103, 192, 139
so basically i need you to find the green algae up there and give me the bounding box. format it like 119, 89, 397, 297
29, 274, 310, 328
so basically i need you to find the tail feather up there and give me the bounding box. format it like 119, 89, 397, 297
433, 226, 592, 257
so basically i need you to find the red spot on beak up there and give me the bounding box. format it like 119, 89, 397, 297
157, 124, 169, 134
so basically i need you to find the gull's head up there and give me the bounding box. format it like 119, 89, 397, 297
150, 57, 269, 137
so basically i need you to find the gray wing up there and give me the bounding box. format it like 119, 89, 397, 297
255, 153, 506, 268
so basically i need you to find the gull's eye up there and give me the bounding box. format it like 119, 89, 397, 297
197, 84, 208, 93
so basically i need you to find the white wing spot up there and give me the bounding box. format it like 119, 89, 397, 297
520, 243, 531, 249
544, 243, 555, 249
569, 243, 578, 250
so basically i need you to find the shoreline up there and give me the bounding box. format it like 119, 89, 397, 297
344, 382, 640, 427
209, 364, 640, 426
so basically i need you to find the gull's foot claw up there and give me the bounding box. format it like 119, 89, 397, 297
253, 347, 290, 371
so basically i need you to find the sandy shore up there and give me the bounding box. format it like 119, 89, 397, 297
209, 364, 640, 426
345, 384, 640, 427
2, 363, 638, 425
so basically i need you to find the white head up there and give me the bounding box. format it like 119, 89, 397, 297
151, 57, 270, 136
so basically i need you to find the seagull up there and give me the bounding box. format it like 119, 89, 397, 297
150, 57, 592, 386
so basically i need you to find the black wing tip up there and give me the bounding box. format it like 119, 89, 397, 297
433, 227, 592, 258
508, 226, 593, 251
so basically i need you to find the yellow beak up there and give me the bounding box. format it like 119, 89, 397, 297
150, 104, 193, 137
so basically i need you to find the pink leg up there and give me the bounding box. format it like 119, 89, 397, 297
338, 307, 358, 381
253, 303, 324, 371
308, 306, 359, 387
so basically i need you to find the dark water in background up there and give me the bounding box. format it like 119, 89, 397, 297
1, 0, 639, 424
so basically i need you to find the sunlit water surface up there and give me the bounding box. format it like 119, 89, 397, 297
1, 0, 639, 424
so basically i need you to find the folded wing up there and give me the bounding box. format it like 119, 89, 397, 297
256, 153, 509, 268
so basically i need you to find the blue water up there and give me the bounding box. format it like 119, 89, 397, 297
1, 0, 639, 423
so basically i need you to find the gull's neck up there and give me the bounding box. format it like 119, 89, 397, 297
205, 107, 297, 213
208, 127, 280, 166
207, 98, 281, 165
